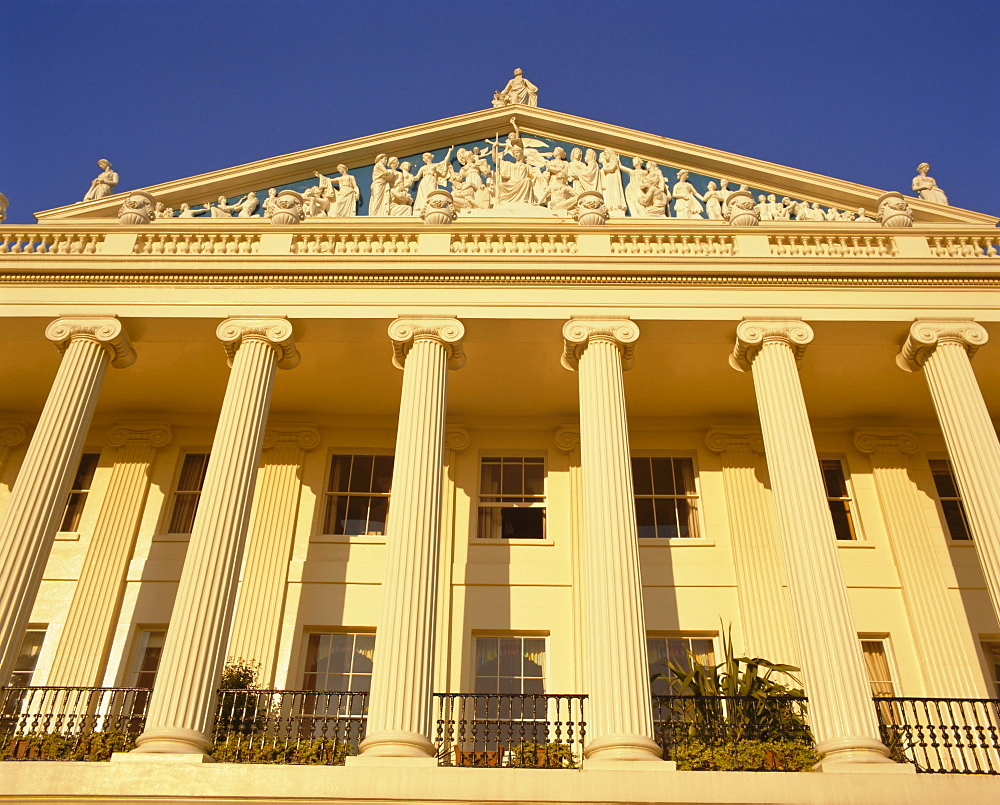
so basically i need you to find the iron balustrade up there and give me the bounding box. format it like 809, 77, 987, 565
652, 695, 814, 771
212, 689, 369, 765
434, 693, 586, 768
874, 697, 1000, 774
0, 686, 150, 760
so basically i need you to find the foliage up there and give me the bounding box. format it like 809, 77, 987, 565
215, 658, 272, 736
211, 735, 355, 765
507, 739, 578, 768
672, 739, 820, 772
0, 731, 135, 761
220, 658, 261, 690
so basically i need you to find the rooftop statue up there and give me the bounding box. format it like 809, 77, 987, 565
494, 68, 538, 107
0, 192, 7, 224
82, 159, 119, 202
912, 162, 949, 206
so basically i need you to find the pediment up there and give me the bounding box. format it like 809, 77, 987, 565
37, 106, 995, 225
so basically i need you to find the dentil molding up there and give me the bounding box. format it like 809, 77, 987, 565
216, 317, 300, 370
388, 317, 466, 370
45, 316, 136, 369
729, 318, 814, 372
561, 318, 639, 372
896, 320, 988, 373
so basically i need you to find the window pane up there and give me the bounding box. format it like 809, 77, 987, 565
477, 506, 503, 539
367, 496, 388, 536
651, 457, 676, 495
168, 494, 199, 534
861, 639, 896, 697
12, 630, 45, 687
654, 497, 680, 539
676, 458, 696, 495
676, 498, 694, 539
930, 460, 959, 497
498, 638, 521, 675
348, 455, 374, 493
344, 496, 368, 535
635, 498, 656, 539
523, 461, 544, 496
829, 500, 855, 540
60, 492, 88, 532
820, 459, 848, 497
632, 457, 653, 495
983, 641, 1000, 699
328, 635, 353, 674
328, 455, 352, 493
371, 456, 394, 494
480, 461, 502, 498
501, 507, 544, 539
475, 638, 499, 677
177, 454, 209, 492
501, 460, 522, 496
941, 500, 972, 541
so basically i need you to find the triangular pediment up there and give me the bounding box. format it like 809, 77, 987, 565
37, 106, 996, 225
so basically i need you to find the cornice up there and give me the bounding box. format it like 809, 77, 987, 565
216, 317, 300, 369
388, 317, 466, 370
561, 318, 639, 372
729, 318, 814, 372
44, 316, 136, 368
896, 320, 988, 372
107, 421, 172, 448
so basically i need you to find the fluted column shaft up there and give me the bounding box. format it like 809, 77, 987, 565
48, 422, 171, 686
854, 430, 979, 696
228, 426, 317, 685
563, 319, 661, 762
0, 318, 134, 685
134, 318, 298, 756
731, 320, 892, 767
706, 431, 798, 666
898, 321, 1000, 622
361, 318, 464, 758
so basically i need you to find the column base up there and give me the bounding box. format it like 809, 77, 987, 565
814, 736, 911, 772
131, 727, 212, 757
583, 734, 663, 762
359, 730, 436, 759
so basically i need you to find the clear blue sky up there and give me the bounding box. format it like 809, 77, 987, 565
2, 0, 997, 224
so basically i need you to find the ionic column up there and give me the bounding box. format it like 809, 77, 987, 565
562, 318, 661, 763
731, 320, 894, 769
228, 425, 318, 686
705, 430, 799, 666
897, 321, 1000, 622
132, 318, 298, 757
359, 318, 464, 759
48, 422, 172, 687
0, 318, 135, 685
854, 429, 980, 696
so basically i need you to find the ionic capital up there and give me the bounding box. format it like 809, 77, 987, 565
0, 422, 27, 448
216, 317, 300, 370
705, 429, 765, 453
107, 421, 172, 448
561, 318, 639, 372
729, 319, 814, 372
896, 320, 988, 373
554, 425, 580, 452
45, 317, 136, 369
445, 425, 471, 452
853, 429, 918, 455
263, 424, 320, 450
388, 318, 465, 370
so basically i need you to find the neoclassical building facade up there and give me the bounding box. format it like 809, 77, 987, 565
1, 103, 1000, 802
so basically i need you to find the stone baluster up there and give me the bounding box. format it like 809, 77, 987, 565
897, 321, 1000, 623
853, 429, 980, 696
359, 318, 465, 760
227, 425, 318, 685
48, 422, 172, 687
705, 430, 799, 666
561, 318, 661, 763
131, 318, 298, 757
0, 318, 135, 685
730, 319, 896, 769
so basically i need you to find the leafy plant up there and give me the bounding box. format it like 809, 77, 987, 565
0, 731, 135, 761
211, 735, 355, 765
507, 739, 578, 768
672, 739, 820, 772
215, 658, 272, 736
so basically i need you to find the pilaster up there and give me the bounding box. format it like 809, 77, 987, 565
562, 318, 661, 763
228, 425, 318, 686
133, 318, 298, 757
555, 426, 586, 692
0, 317, 134, 685
731, 319, 896, 769
853, 429, 979, 696
48, 422, 171, 687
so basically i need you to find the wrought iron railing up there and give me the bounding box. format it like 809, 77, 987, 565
874, 697, 1000, 774
0, 686, 150, 760
212, 689, 369, 765
652, 695, 815, 771
434, 693, 586, 768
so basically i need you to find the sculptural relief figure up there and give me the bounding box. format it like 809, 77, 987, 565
756, 194, 772, 221
671, 170, 704, 219
837, 208, 855, 221
764, 194, 780, 221
387, 157, 415, 216
497, 67, 538, 107
369, 154, 393, 216
329, 165, 361, 217
912, 162, 948, 205
153, 202, 174, 219
772, 196, 794, 221
232, 191, 259, 218
568, 149, 587, 191
621, 157, 650, 218
82, 159, 119, 202
449, 149, 492, 212
302, 186, 330, 218
178, 202, 209, 218
700, 182, 726, 220
491, 134, 536, 205
718, 179, 733, 207
540, 147, 578, 213
262, 188, 279, 218
854, 207, 876, 223
491, 91, 507, 108
598, 149, 627, 218
413, 148, 453, 215
211, 195, 240, 217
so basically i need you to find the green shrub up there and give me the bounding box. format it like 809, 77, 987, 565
672, 738, 820, 771
211, 735, 355, 765
507, 740, 578, 768
0, 731, 135, 761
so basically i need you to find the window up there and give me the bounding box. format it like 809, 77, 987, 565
129, 629, 166, 689
982, 641, 1000, 698
930, 459, 972, 541
10, 628, 46, 688
59, 453, 99, 532
474, 636, 546, 694
477, 456, 546, 540
302, 633, 375, 692
322, 454, 394, 536
820, 458, 858, 541
167, 453, 209, 533
646, 636, 715, 696
860, 638, 897, 697
632, 456, 700, 539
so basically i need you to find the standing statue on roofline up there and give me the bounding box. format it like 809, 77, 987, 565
493, 68, 538, 107
912, 162, 949, 206
82, 159, 119, 202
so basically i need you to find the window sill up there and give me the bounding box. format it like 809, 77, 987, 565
55, 531, 80, 542
836, 540, 876, 549
639, 538, 715, 547
946, 540, 976, 547
471, 538, 554, 546
152, 532, 191, 542
310, 534, 387, 545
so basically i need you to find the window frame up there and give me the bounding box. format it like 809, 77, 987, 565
928, 456, 974, 543
631, 452, 707, 543
314, 449, 395, 543
300, 630, 376, 693
646, 633, 718, 696
162, 451, 211, 536
858, 635, 900, 698
980, 639, 1000, 699
9, 626, 47, 688
471, 634, 548, 695
127, 627, 168, 689
474, 452, 549, 542
818, 455, 864, 543
57, 451, 101, 537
